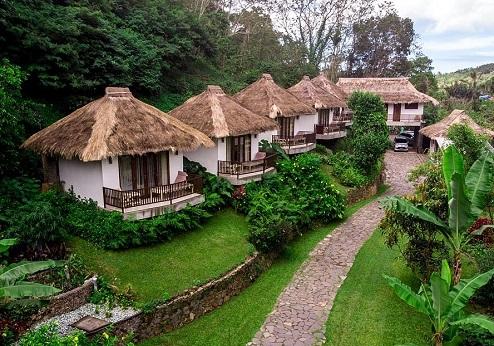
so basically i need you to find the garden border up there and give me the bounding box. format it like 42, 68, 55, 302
347, 169, 385, 205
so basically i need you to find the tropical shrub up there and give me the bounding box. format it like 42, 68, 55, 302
468, 244, 494, 308
246, 154, 345, 252
382, 146, 494, 284
447, 123, 489, 168
327, 151, 368, 188
380, 153, 449, 281
347, 91, 389, 173
384, 260, 494, 346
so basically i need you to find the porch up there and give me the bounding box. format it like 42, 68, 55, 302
314, 124, 347, 140
332, 113, 352, 124
218, 153, 277, 185
272, 132, 316, 155
103, 175, 204, 219
387, 114, 422, 127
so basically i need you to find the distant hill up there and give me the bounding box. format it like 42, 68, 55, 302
437, 63, 494, 88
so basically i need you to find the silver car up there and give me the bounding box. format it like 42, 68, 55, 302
394, 136, 409, 152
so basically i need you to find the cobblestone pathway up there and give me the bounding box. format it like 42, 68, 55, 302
248, 151, 425, 346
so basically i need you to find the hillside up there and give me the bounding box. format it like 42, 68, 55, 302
437, 63, 494, 88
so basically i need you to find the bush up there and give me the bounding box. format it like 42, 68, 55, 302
468, 244, 494, 308
447, 123, 489, 168
246, 154, 345, 252
328, 151, 368, 187
347, 91, 389, 173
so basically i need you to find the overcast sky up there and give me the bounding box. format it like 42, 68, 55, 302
391, 0, 494, 73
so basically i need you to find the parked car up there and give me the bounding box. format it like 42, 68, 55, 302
394, 136, 409, 152
398, 131, 415, 146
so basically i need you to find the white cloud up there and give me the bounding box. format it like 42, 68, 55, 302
392, 0, 494, 33
423, 35, 494, 52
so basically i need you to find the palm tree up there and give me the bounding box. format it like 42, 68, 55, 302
382, 145, 494, 284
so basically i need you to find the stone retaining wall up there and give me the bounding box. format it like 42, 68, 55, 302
32, 277, 96, 324
110, 253, 275, 342
347, 169, 385, 205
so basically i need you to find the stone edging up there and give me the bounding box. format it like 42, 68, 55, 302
31, 277, 96, 324
110, 252, 275, 343
346, 169, 385, 205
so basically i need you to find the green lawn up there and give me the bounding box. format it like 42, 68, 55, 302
70, 209, 250, 303
140, 194, 382, 346
325, 230, 431, 346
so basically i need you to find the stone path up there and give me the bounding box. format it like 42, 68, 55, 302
248, 151, 426, 346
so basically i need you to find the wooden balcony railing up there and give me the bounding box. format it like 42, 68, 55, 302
103, 175, 203, 211
333, 113, 352, 122
388, 114, 421, 122
314, 124, 346, 135
272, 133, 316, 150
218, 154, 277, 179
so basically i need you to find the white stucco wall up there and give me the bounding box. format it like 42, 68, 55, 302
101, 157, 120, 190
169, 151, 184, 183
294, 113, 317, 134
184, 141, 219, 175
386, 103, 424, 122
59, 159, 104, 206
255, 130, 277, 149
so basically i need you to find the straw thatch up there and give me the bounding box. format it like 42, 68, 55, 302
288, 76, 347, 109
337, 77, 439, 105
22, 87, 215, 162
311, 73, 348, 101
234, 74, 315, 118
169, 85, 278, 138
419, 109, 494, 139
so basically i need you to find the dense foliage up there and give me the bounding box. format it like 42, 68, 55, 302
447, 123, 489, 168
240, 154, 345, 252
347, 91, 389, 173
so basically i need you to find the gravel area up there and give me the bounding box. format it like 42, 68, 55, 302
34, 303, 140, 335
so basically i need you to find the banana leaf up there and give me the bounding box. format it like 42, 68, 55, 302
443, 146, 465, 201
451, 314, 494, 334
381, 196, 448, 229
441, 260, 452, 287
465, 151, 494, 217
0, 282, 60, 299
446, 268, 494, 319
0, 260, 61, 286
430, 273, 451, 325
448, 172, 473, 234
0, 239, 17, 255
383, 275, 429, 315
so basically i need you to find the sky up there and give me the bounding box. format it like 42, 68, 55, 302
392, 0, 494, 73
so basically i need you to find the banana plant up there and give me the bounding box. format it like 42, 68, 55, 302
384, 260, 494, 346
382, 145, 494, 284
0, 239, 62, 301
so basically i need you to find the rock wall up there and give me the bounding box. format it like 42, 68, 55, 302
111, 253, 275, 342
346, 169, 385, 205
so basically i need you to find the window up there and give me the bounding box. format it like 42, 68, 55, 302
405, 103, 419, 109
226, 135, 251, 162
119, 152, 166, 190
277, 117, 295, 138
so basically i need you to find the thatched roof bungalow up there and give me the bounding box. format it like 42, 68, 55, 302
289, 76, 348, 140
419, 109, 494, 152
169, 85, 278, 184
337, 77, 439, 128
23, 87, 214, 219
234, 74, 317, 154
311, 73, 347, 102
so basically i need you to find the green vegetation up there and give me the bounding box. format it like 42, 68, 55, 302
325, 230, 431, 346
141, 193, 382, 346
70, 209, 250, 302
385, 260, 494, 346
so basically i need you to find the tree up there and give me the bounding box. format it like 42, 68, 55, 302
346, 3, 415, 77
382, 146, 494, 284
409, 55, 438, 95
347, 91, 389, 173
447, 124, 489, 168
384, 260, 494, 346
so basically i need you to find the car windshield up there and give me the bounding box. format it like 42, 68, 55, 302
399, 133, 413, 138
395, 138, 408, 144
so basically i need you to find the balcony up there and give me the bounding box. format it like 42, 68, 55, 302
218, 153, 277, 185
314, 124, 347, 140
332, 113, 352, 124
272, 132, 316, 155
102, 175, 204, 219
387, 114, 422, 127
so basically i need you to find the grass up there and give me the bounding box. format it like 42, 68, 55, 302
140, 190, 384, 346
70, 209, 250, 303
325, 230, 431, 346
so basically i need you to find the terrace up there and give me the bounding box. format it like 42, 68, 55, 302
218, 153, 277, 185
314, 124, 347, 140
272, 132, 316, 155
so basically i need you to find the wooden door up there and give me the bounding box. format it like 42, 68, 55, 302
277, 117, 295, 138
393, 104, 401, 121
227, 135, 251, 162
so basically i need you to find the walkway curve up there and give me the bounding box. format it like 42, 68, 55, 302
248, 151, 425, 346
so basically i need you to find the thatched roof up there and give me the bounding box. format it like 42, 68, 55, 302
420, 109, 494, 139
22, 87, 215, 162
288, 76, 347, 109
311, 73, 348, 101
234, 74, 315, 118
337, 77, 439, 105
169, 85, 278, 138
